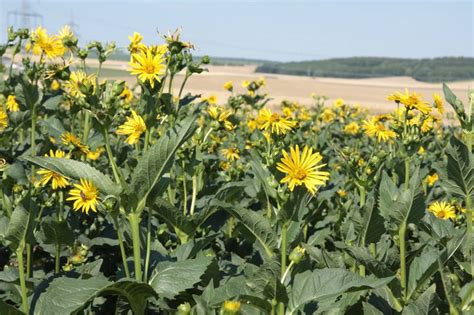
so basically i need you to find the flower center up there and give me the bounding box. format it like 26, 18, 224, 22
437, 210, 446, 218
269, 113, 280, 122
80, 190, 94, 201
144, 64, 156, 74
293, 168, 307, 180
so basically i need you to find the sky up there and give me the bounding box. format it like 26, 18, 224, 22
0, 0, 473, 61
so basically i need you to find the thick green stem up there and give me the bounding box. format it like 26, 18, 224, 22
82, 110, 91, 144
178, 73, 190, 100
359, 186, 366, 208
281, 261, 294, 284
466, 198, 473, 284
404, 159, 410, 190
399, 223, 407, 301
128, 213, 142, 281
144, 210, 152, 282
182, 161, 188, 215
189, 175, 198, 216
278, 224, 288, 315
17, 241, 28, 314
103, 129, 123, 185
112, 214, 130, 278
55, 191, 64, 273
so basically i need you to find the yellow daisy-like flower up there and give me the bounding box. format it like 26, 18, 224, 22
320, 108, 336, 123
116, 110, 146, 145
202, 95, 217, 105
58, 25, 74, 41
129, 46, 166, 88
388, 89, 431, 114
223, 300, 241, 314
30, 26, 65, 59
36, 149, 69, 190
241, 80, 251, 89
6, 95, 19, 112
221, 147, 240, 161
343, 122, 360, 135
257, 76, 266, 87
426, 173, 439, 187
0, 109, 8, 131
63, 71, 96, 98
86, 147, 105, 160
428, 201, 456, 220
67, 178, 100, 214
257, 108, 296, 135
223, 81, 233, 91
120, 87, 133, 103
128, 32, 146, 54
363, 117, 396, 142
61, 132, 90, 154
418, 146, 425, 155
333, 98, 345, 107
433, 93, 444, 115
276, 145, 330, 194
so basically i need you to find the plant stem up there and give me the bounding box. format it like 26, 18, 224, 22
112, 214, 130, 278
404, 158, 410, 190
26, 244, 32, 278
281, 261, 294, 284
466, 197, 473, 286
182, 161, 188, 215
178, 73, 190, 100
103, 128, 123, 185
128, 212, 142, 281
359, 186, 366, 207
438, 259, 459, 315
82, 110, 91, 144
55, 191, 64, 273
399, 223, 407, 301
190, 175, 198, 216
17, 241, 28, 314
144, 209, 152, 282
278, 223, 288, 315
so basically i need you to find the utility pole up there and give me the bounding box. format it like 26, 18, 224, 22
6, 0, 44, 30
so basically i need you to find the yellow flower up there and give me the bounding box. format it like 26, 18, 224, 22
30, 26, 65, 59
363, 117, 396, 142
36, 150, 70, 190
58, 25, 74, 41
220, 161, 230, 171
426, 173, 439, 186
120, 87, 133, 103
276, 145, 330, 194
61, 132, 90, 154
257, 76, 266, 87
241, 80, 250, 88
202, 95, 217, 105
388, 89, 431, 114
343, 122, 360, 135
221, 147, 240, 161
63, 71, 96, 98
86, 147, 104, 160
223, 301, 241, 314
116, 110, 146, 145
6, 95, 19, 112
207, 105, 219, 120
247, 118, 258, 131
282, 107, 294, 118
428, 201, 456, 220
433, 94, 444, 115
337, 189, 347, 197
418, 146, 425, 155
334, 98, 345, 107
129, 46, 166, 88
50, 79, 61, 91
320, 108, 336, 123
421, 116, 434, 133
128, 32, 146, 53
223, 81, 233, 91
257, 108, 296, 135
67, 178, 100, 214
0, 109, 8, 131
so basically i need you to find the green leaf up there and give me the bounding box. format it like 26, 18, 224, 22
358, 192, 385, 245
249, 152, 277, 200
15, 75, 43, 108
338, 244, 394, 278
0, 299, 23, 315
378, 170, 425, 227
149, 256, 212, 299
39, 217, 75, 246
215, 201, 277, 258
288, 268, 395, 313
42, 95, 63, 111
5, 204, 35, 251
403, 285, 437, 315
406, 247, 438, 301
130, 116, 196, 210
24, 157, 121, 196
33, 277, 156, 315
435, 136, 473, 200
443, 83, 467, 126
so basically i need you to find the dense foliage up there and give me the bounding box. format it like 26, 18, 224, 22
256, 57, 474, 83
0, 26, 473, 314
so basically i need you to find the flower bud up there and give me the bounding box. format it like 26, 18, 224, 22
221, 301, 241, 315
201, 55, 210, 64
177, 302, 191, 315
289, 245, 306, 264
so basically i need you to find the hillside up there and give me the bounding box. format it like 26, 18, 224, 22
255, 57, 474, 83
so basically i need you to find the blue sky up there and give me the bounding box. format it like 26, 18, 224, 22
1, 0, 472, 61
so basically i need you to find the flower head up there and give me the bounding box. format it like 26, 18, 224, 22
67, 178, 100, 214
433, 93, 444, 115
428, 201, 456, 220
222, 301, 241, 314
257, 108, 296, 135
30, 26, 65, 59
223, 81, 233, 91
58, 25, 74, 41
426, 173, 438, 187
63, 71, 97, 98
129, 46, 166, 88
6, 95, 19, 112
344, 122, 360, 135
320, 108, 336, 123
36, 150, 70, 190
61, 132, 90, 154
276, 145, 330, 194
363, 117, 396, 142
116, 110, 146, 145
128, 32, 146, 53
0, 109, 8, 131
221, 147, 240, 161
388, 89, 431, 114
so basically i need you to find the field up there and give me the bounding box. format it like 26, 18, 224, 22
0, 27, 473, 315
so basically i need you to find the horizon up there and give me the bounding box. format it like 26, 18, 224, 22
0, 0, 472, 62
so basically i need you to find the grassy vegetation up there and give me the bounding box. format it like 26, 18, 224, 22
255, 56, 474, 82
